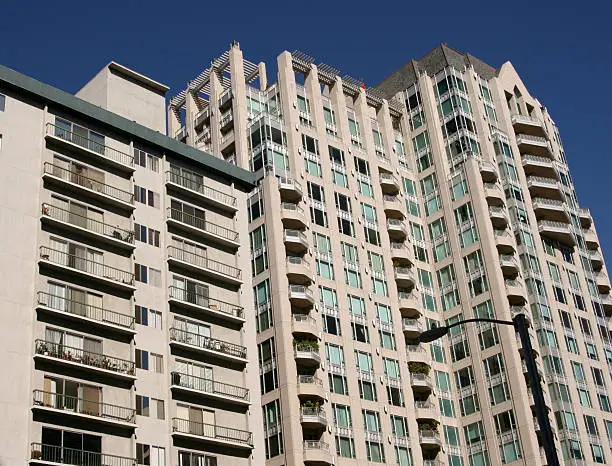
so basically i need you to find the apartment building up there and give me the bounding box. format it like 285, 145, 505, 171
169, 42, 612, 466
0, 62, 264, 465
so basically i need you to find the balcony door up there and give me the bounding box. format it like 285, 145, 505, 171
41, 426, 101, 463
43, 377, 100, 416
177, 405, 215, 436
173, 276, 209, 308
176, 359, 213, 392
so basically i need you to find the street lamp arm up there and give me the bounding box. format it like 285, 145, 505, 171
444, 317, 514, 331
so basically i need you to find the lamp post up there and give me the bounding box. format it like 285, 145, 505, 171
419, 313, 560, 466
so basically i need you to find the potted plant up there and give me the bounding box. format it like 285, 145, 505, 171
408, 361, 431, 376
418, 419, 439, 431
31, 449, 42, 460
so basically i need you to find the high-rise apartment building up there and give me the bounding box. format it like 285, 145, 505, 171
0, 62, 263, 465
168, 42, 612, 466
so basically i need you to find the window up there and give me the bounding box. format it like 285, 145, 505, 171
250, 225, 268, 275
325, 343, 345, 368
136, 443, 165, 465
134, 185, 160, 208
333, 404, 352, 427
366, 441, 385, 463
136, 395, 164, 419
177, 451, 215, 466
248, 191, 264, 221
316, 257, 334, 279
359, 379, 377, 401
134, 149, 160, 172
262, 400, 283, 458
134, 224, 160, 247
254, 279, 272, 333
135, 264, 161, 287
135, 306, 162, 329
258, 338, 278, 394
329, 373, 348, 395
336, 436, 356, 458
323, 313, 341, 335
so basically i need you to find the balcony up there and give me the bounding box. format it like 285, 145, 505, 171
410, 373, 433, 392
41, 204, 134, 251
219, 110, 234, 131
297, 375, 325, 399
479, 160, 498, 183
219, 88, 233, 109
379, 172, 401, 195
32, 390, 135, 429
418, 430, 442, 449
172, 418, 253, 450
394, 267, 416, 288
170, 372, 249, 407
590, 250, 603, 271
584, 228, 599, 251
278, 177, 303, 202
294, 344, 321, 366
600, 294, 612, 316
29, 443, 136, 466
387, 218, 408, 240
166, 208, 240, 249
303, 440, 333, 465
383, 195, 405, 219
527, 176, 562, 200
402, 318, 423, 338
167, 246, 242, 286
512, 114, 547, 138
532, 198, 569, 223
521, 154, 557, 178
34, 339, 135, 382
42, 162, 134, 211
175, 126, 187, 142
484, 182, 504, 207
398, 291, 420, 318
45, 123, 134, 173
168, 286, 244, 325
289, 285, 315, 308
286, 256, 314, 284
494, 230, 516, 254
414, 400, 437, 420
489, 206, 508, 229
406, 345, 429, 363
281, 202, 308, 229
36, 291, 135, 336
499, 254, 519, 277
38, 247, 135, 292
292, 314, 318, 337
579, 207, 592, 229
505, 279, 527, 306
595, 271, 611, 294
538, 220, 575, 246
284, 229, 309, 253
165, 172, 237, 213
300, 407, 328, 428
194, 105, 211, 129
516, 133, 553, 158
169, 328, 247, 364
390, 242, 413, 266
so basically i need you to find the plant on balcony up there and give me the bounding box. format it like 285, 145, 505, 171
408, 361, 431, 375
31, 450, 42, 460
293, 339, 319, 350
418, 419, 439, 431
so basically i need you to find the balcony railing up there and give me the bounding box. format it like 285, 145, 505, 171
284, 229, 309, 243
33, 390, 135, 423
167, 208, 239, 243
39, 246, 135, 287
387, 218, 405, 229
37, 291, 135, 330
169, 328, 247, 360
517, 134, 549, 145
287, 256, 310, 268
42, 204, 134, 244
304, 440, 329, 451
300, 406, 327, 423
167, 246, 241, 280
171, 372, 249, 401
289, 285, 314, 298
281, 202, 304, 214
46, 123, 134, 168
172, 417, 252, 446
30, 443, 136, 466
298, 375, 323, 385
43, 163, 134, 205
34, 339, 135, 376
168, 286, 244, 320
166, 171, 236, 208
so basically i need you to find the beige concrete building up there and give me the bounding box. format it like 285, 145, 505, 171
0, 61, 263, 465
168, 42, 612, 466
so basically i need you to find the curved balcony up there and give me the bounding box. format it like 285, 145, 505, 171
418, 430, 442, 450
394, 267, 416, 288
590, 250, 603, 271
165, 171, 237, 213
505, 279, 527, 306
29, 443, 136, 466
278, 177, 303, 202
538, 220, 575, 246
167, 246, 242, 286
42, 163, 134, 211
32, 390, 135, 429
300, 407, 328, 428
579, 207, 592, 229
170, 372, 249, 407
292, 314, 318, 337
34, 339, 135, 382
281, 202, 308, 229
595, 271, 611, 294
516, 134, 553, 158
294, 344, 321, 366
390, 242, 413, 266
406, 345, 429, 363
402, 318, 423, 339
297, 375, 325, 400
171, 418, 253, 450
521, 154, 557, 178
383, 195, 405, 219
489, 206, 508, 229
499, 254, 520, 277
379, 172, 401, 195
527, 176, 562, 200
414, 400, 437, 420
532, 198, 569, 223
289, 285, 315, 308
584, 229, 599, 251
36, 291, 135, 336
286, 256, 314, 284
166, 208, 239, 249
387, 218, 408, 240
479, 160, 498, 183
45, 123, 134, 173
512, 114, 547, 138
168, 286, 244, 325
169, 328, 247, 364
284, 229, 309, 253
410, 373, 433, 392
494, 230, 516, 254
484, 182, 505, 207
600, 295, 612, 316
303, 440, 333, 465
398, 291, 421, 318
39, 247, 135, 292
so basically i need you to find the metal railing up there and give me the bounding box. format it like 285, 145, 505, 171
539, 220, 572, 230
489, 206, 507, 216
403, 318, 422, 330
379, 172, 398, 183
171, 372, 249, 401
522, 153, 553, 165
167, 208, 239, 242
303, 440, 329, 451
172, 417, 252, 446
169, 328, 247, 359
532, 197, 565, 208
278, 176, 303, 193
398, 291, 417, 301
395, 267, 414, 277
298, 375, 323, 385
294, 343, 320, 356
166, 171, 236, 207
289, 285, 314, 297
499, 254, 518, 264
410, 373, 432, 384
415, 400, 435, 409
37, 291, 134, 329
284, 229, 309, 243
281, 202, 304, 213
512, 114, 542, 126
39, 246, 134, 286
293, 314, 317, 325
43, 163, 134, 204
167, 246, 241, 279
287, 256, 310, 267
383, 194, 400, 203
42, 204, 134, 244
300, 406, 327, 421
168, 286, 244, 319
30, 443, 136, 466
33, 390, 135, 423
419, 430, 441, 441
46, 123, 134, 167
34, 339, 135, 376
528, 175, 559, 186
387, 218, 406, 228
516, 134, 549, 145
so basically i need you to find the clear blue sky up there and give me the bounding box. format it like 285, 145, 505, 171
2, 0, 610, 257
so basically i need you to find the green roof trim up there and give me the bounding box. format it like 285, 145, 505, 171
0, 64, 257, 190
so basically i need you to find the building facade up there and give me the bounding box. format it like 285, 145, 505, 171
168, 42, 612, 466
0, 62, 263, 465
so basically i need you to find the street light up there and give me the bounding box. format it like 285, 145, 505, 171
419, 313, 560, 466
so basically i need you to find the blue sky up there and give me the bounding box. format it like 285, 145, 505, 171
2, 0, 610, 256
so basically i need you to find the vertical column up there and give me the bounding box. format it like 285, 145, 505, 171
229, 44, 248, 169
